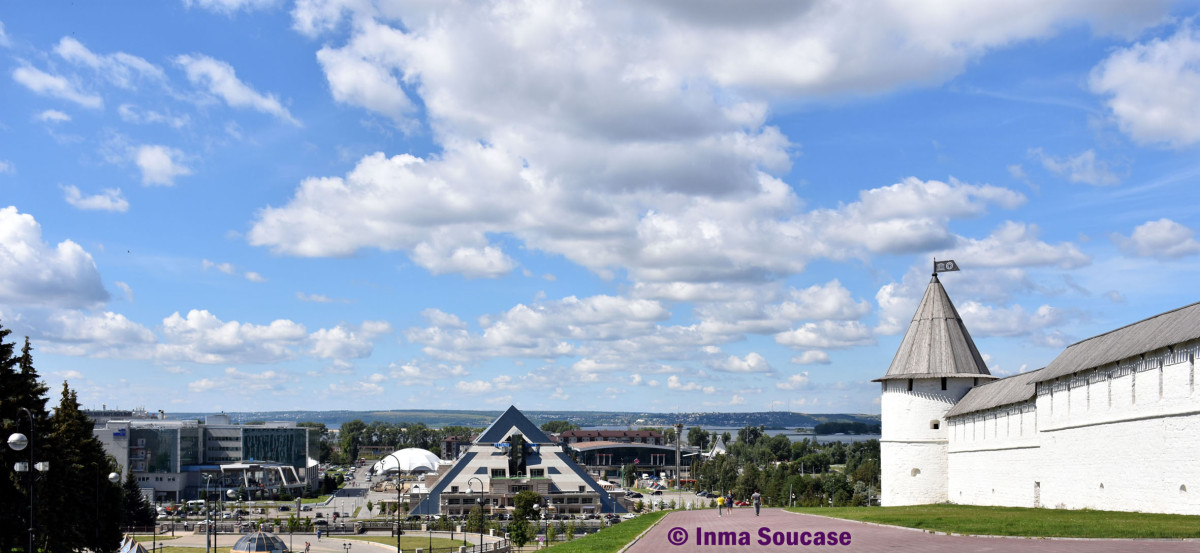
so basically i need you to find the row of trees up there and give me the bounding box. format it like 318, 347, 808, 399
689, 425, 880, 507
1, 323, 156, 553
336, 420, 480, 461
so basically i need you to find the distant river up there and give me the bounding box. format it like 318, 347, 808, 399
581, 426, 879, 444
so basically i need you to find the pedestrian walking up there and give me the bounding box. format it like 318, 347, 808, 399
725, 492, 734, 514
716, 494, 724, 517
752, 490, 762, 516
316, 528, 322, 540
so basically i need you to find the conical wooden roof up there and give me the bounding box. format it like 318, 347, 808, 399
875, 274, 994, 381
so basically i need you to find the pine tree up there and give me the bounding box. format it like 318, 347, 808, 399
123, 468, 156, 529
1, 333, 52, 553
44, 381, 124, 553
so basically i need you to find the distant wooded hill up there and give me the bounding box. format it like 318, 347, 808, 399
813, 421, 881, 435
168, 409, 879, 429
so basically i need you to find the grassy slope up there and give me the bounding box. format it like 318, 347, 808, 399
543, 511, 670, 553
788, 504, 1200, 539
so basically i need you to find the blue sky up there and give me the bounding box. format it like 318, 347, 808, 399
3, 1, 1200, 414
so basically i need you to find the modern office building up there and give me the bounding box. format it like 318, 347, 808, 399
90, 412, 319, 502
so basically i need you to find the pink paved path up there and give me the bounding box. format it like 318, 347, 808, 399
624, 507, 1200, 552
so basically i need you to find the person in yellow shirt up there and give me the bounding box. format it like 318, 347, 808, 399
716, 494, 725, 517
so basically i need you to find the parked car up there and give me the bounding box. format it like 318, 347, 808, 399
279, 506, 290, 511
301, 505, 313, 511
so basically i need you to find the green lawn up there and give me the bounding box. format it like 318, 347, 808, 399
788, 504, 1200, 538
542, 512, 669, 553
342, 534, 473, 550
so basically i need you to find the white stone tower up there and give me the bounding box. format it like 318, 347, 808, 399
876, 272, 994, 506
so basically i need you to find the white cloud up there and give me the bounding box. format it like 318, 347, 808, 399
667, 375, 703, 391
791, 351, 830, 365
159, 309, 308, 364
729, 395, 745, 406
297, 292, 348, 303
0, 206, 109, 309
175, 54, 299, 125
1112, 218, 1200, 259
135, 145, 191, 186
456, 375, 517, 394
61, 185, 129, 212
1031, 148, 1122, 186
308, 321, 392, 360
0, 20, 9, 48
776, 372, 810, 390
944, 221, 1091, 270
53, 37, 165, 89
1090, 23, 1200, 147
775, 280, 872, 321
243, 271, 266, 282
184, 0, 281, 14
202, 259, 237, 274
708, 352, 773, 373
12, 65, 103, 108
550, 387, 569, 400
115, 281, 134, 302
0, 161, 13, 174
188, 367, 295, 394
775, 320, 874, 349
956, 301, 1064, 338
118, 104, 190, 128
38, 110, 71, 123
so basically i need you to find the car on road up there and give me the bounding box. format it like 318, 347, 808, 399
279, 506, 290, 511
300, 505, 312, 511
625, 492, 642, 498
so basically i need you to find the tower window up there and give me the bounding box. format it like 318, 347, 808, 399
941, 377, 947, 390
907, 379, 913, 391
930, 420, 940, 430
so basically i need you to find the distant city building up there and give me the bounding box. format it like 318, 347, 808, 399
90, 412, 318, 502
408, 406, 626, 517
556, 429, 664, 445
881, 273, 1200, 514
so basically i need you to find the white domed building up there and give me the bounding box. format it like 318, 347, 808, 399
371, 448, 442, 476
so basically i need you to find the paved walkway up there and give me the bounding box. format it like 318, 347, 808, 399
625, 508, 1200, 552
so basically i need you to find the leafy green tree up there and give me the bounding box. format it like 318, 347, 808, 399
339, 419, 367, 461
465, 505, 487, 534
539, 420, 580, 433
508, 517, 534, 548
545, 520, 557, 544
621, 463, 637, 488
512, 490, 541, 522
686, 426, 710, 449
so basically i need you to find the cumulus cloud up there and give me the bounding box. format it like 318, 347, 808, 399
1090, 23, 1200, 147
1030, 148, 1123, 186
175, 54, 299, 125
61, 185, 129, 212
0, 161, 13, 174
296, 292, 349, 303
135, 145, 191, 186
159, 309, 308, 364
188, 367, 295, 394
456, 375, 517, 394
1112, 218, 1200, 259
308, 320, 392, 359
0, 206, 109, 309
944, 221, 1091, 270
12, 65, 102, 108
791, 351, 830, 365
775, 321, 874, 349
776, 372, 810, 390
667, 375, 703, 391
707, 352, 773, 373
956, 301, 1066, 338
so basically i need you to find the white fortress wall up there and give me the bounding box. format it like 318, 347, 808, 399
947, 401, 1040, 507
1035, 342, 1200, 514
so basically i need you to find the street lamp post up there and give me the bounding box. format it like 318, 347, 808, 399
8, 407, 47, 553
532, 503, 541, 550
97, 468, 120, 544
467, 477, 484, 553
